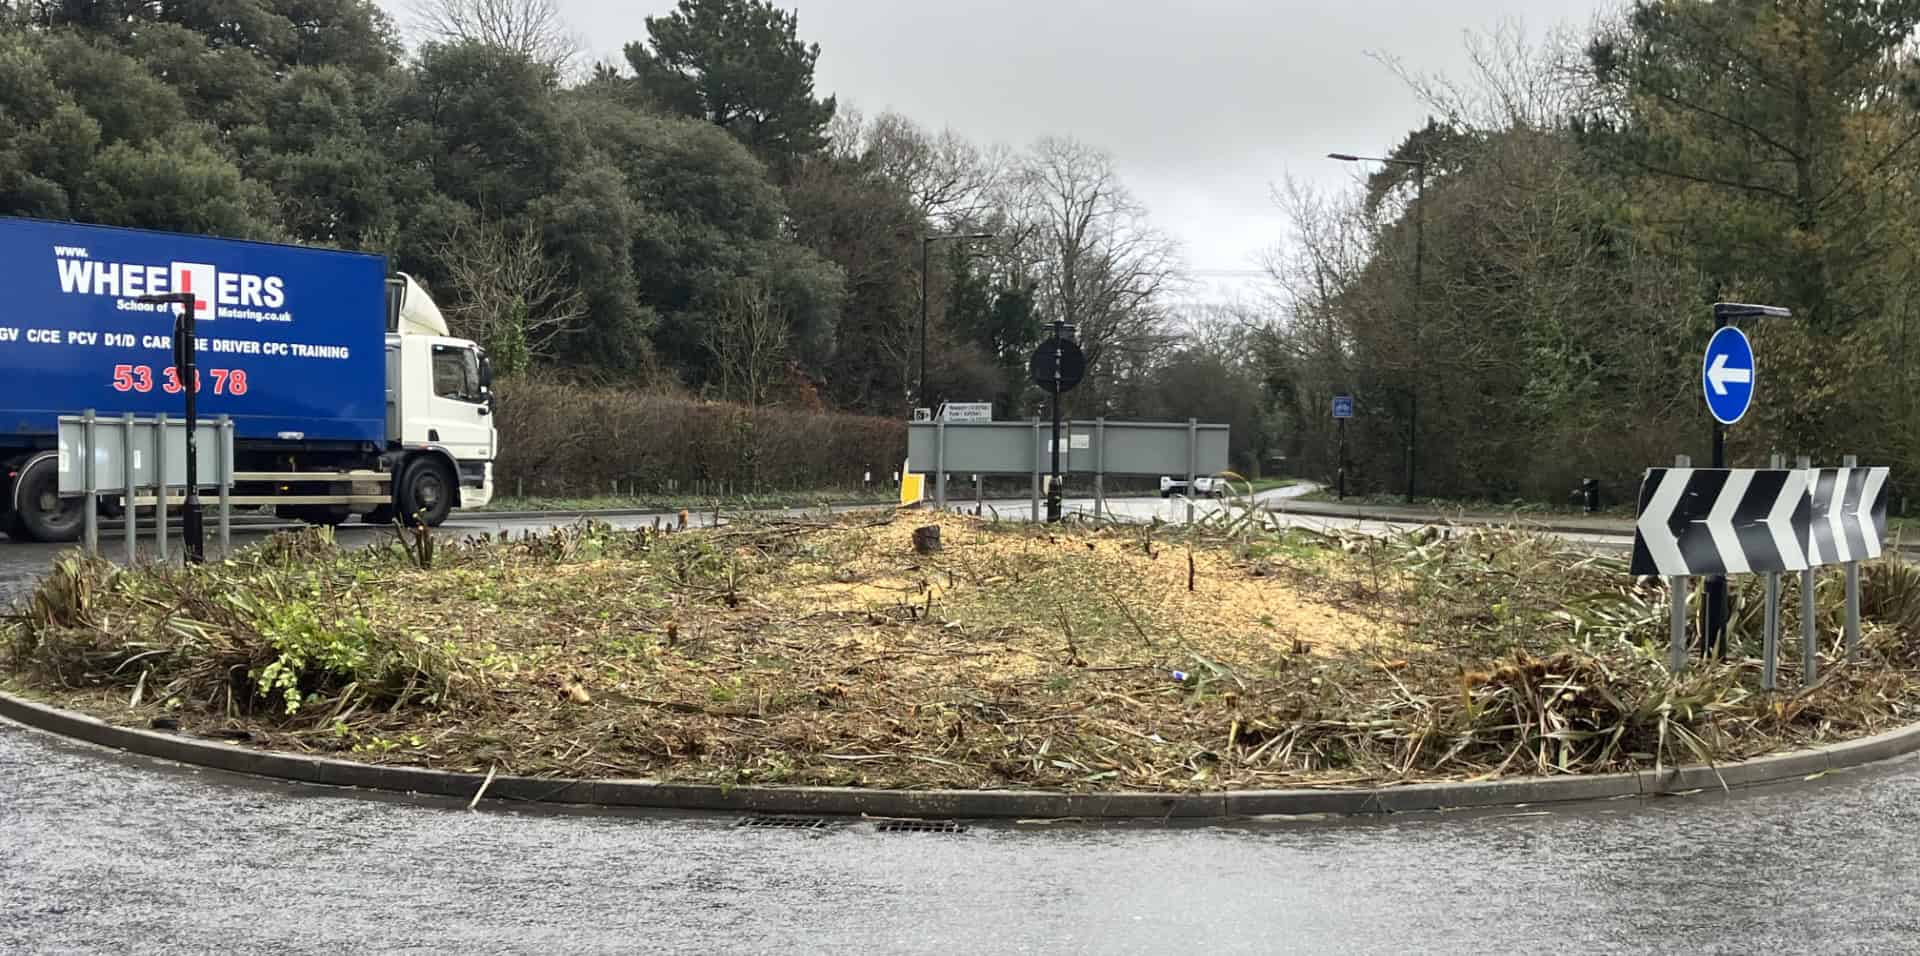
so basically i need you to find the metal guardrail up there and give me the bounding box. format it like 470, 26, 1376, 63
59, 409, 234, 561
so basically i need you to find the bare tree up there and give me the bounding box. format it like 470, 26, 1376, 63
1371, 19, 1591, 133
864, 112, 1005, 228
1008, 136, 1184, 410
410, 0, 581, 74
430, 218, 586, 375
703, 279, 790, 407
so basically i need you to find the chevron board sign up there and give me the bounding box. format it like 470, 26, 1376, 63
1631, 467, 1890, 576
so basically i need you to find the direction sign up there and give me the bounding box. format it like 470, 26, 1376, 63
938, 402, 992, 423
1702, 326, 1755, 425
1331, 395, 1354, 419
1629, 466, 1889, 576
1029, 337, 1086, 395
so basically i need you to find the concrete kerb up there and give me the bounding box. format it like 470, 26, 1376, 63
6, 689, 1920, 821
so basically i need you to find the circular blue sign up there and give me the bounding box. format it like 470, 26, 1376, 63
1702, 326, 1756, 425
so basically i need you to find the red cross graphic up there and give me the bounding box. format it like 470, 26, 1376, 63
177, 269, 211, 315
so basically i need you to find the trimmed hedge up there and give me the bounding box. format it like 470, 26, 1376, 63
492, 382, 905, 496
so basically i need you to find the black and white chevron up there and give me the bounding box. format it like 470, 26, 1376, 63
1805, 466, 1891, 565
1630, 467, 1890, 576
1631, 468, 1809, 576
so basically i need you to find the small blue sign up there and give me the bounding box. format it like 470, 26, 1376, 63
1702, 326, 1756, 425
1332, 395, 1355, 419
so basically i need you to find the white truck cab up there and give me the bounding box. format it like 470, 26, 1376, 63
381, 274, 496, 520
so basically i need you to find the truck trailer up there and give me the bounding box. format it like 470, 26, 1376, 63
0, 217, 496, 542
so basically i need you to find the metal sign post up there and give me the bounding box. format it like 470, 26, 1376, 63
1702, 323, 1755, 654
1668, 454, 1690, 672
1764, 452, 1784, 690
1701, 303, 1790, 654
1799, 455, 1817, 684
1029, 321, 1085, 524
1328, 393, 1359, 499
137, 291, 205, 562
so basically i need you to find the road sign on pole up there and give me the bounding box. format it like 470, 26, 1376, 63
1331, 395, 1354, 419
1702, 326, 1755, 425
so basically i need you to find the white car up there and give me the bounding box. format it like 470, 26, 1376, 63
1161, 476, 1227, 498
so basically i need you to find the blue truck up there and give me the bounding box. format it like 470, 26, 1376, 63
0, 217, 497, 541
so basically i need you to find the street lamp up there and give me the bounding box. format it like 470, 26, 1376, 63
918, 232, 996, 412
1329, 151, 1426, 503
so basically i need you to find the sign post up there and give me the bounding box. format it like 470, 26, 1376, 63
1029, 321, 1085, 523
1700, 303, 1787, 654
1332, 395, 1354, 500
1701, 322, 1753, 653
137, 291, 204, 563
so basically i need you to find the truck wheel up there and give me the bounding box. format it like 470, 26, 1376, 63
397, 458, 454, 527
12, 456, 83, 543
363, 505, 395, 526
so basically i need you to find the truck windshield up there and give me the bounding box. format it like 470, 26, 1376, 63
431, 345, 485, 404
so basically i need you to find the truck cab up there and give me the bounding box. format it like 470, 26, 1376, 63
377, 274, 496, 523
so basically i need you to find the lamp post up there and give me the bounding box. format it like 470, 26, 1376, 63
135, 290, 204, 563
918, 232, 995, 412
1329, 151, 1426, 503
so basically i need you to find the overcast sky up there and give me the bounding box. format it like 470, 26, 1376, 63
532, 1, 1617, 300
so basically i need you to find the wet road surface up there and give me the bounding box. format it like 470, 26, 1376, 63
3, 720, 1919, 954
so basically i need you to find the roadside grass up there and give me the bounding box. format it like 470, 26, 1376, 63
8, 508, 1920, 792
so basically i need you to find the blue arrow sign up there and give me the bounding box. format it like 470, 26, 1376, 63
1702, 326, 1755, 425
1331, 395, 1354, 419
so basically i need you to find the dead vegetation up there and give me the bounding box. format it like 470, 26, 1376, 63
8, 512, 1920, 792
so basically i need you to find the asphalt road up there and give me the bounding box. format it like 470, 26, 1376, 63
4, 718, 1919, 954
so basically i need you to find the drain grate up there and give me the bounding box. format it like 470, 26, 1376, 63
875, 819, 968, 834
736, 815, 833, 830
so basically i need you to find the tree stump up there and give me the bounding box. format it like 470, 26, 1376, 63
912, 525, 942, 554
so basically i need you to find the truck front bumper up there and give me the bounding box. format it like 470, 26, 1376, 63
458, 460, 494, 509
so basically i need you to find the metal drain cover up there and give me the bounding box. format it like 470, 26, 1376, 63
736, 815, 833, 829
875, 819, 968, 834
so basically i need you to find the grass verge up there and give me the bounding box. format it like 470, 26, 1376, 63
7, 511, 1920, 793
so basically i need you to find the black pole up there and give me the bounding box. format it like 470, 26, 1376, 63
1406, 161, 1425, 504
179, 298, 203, 563
1337, 416, 1348, 500
918, 236, 929, 411
1047, 320, 1064, 523
1704, 308, 1729, 655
